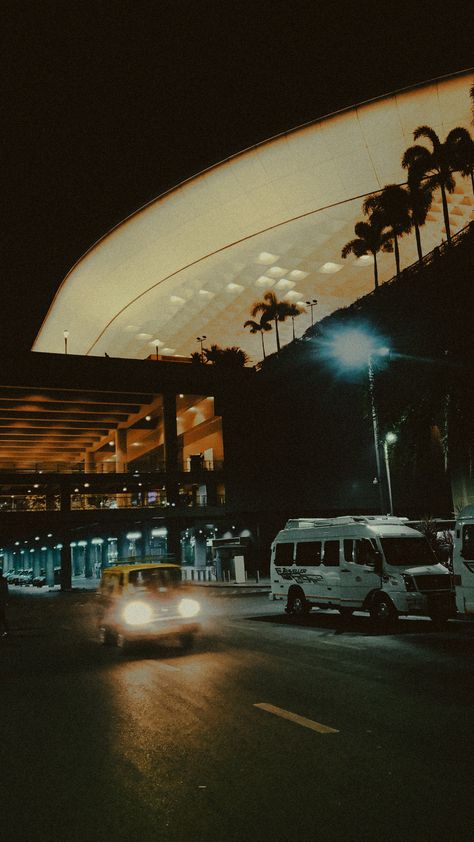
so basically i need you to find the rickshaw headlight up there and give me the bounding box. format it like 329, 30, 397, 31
123, 600, 154, 626
178, 598, 200, 618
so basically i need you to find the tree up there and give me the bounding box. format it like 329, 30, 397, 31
402, 125, 460, 244
405, 179, 434, 262
341, 215, 393, 291
363, 184, 412, 278
250, 292, 305, 353
203, 344, 249, 367
447, 126, 474, 196
243, 315, 272, 359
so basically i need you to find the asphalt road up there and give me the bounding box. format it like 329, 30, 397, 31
1, 588, 473, 842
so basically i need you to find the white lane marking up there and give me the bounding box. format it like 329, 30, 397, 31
254, 702, 339, 734
156, 662, 180, 671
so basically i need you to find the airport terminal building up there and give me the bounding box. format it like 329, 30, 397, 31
0, 70, 473, 585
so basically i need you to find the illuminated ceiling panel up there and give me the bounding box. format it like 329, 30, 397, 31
33, 70, 474, 363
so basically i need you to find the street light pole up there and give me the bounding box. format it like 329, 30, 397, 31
196, 335, 207, 362
367, 353, 385, 513
305, 299, 318, 327
383, 432, 397, 515
63, 330, 69, 355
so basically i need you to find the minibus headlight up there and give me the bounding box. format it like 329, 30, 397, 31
178, 598, 200, 618
402, 574, 416, 592
123, 600, 154, 626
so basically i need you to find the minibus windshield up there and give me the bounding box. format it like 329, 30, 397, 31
380, 537, 437, 567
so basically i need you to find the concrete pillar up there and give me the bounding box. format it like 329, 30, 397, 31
83, 542, 93, 578
85, 451, 95, 473
30, 549, 41, 579
59, 484, 71, 512
115, 428, 128, 473
46, 547, 54, 587
163, 393, 179, 505
194, 532, 207, 568
118, 532, 129, 562
60, 541, 72, 591
101, 541, 108, 569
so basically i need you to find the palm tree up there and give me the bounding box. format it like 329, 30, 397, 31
341, 215, 393, 291
402, 125, 459, 244
363, 184, 412, 278
405, 179, 434, 262
250, 292, 305, 353
447, 126, 474, 196
243, 316, 272, 359
203, 344, 249, 367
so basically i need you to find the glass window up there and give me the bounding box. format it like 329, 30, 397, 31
380, 537, 436, 567
462, 525, 474, 561
323, 540, 339, 567
295, 541, 322, 566
343, 539, 354, 562
275, 543, 294, 566
129, 567, 181, 590
355, 538, 379, 566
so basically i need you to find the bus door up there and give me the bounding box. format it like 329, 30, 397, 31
321, 539, 340, 601
340, 538, 381, 606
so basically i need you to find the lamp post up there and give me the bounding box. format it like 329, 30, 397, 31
384, 432, 397, 515
367, 352, 384, 512
305, 299, 318, 327
63, 330, 69, 355
196, 335, 207, 362
329, 329, 390, 514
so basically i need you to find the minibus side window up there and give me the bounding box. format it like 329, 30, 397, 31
295, 541, 322, 566
275, 543, 294, 566
355, 538, 378, 566
462, 525, 474, 560
343, 539, 354, 562
323, 540, 340, 567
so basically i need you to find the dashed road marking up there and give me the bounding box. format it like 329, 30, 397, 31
254, 702, 339, 734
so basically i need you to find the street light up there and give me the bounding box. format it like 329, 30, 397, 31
329, 328, 390, 513
384, 432, 397, 515
63, 330, 69, 354
305, 299, 318, 326
196, 335, 207, 362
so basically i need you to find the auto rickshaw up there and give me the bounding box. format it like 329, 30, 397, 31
97, 562, 201, 652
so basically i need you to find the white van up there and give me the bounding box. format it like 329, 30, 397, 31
453, 504, 474, 617
270, 515, 453, 623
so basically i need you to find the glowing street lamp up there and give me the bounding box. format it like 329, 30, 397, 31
329, 329, 390, 513
305, 299, 318, 326
196, 335, 207, 362
384, 432, 397, 515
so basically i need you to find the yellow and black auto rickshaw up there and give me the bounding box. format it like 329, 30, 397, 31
97, 562, 201, 652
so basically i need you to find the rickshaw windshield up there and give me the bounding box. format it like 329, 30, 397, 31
129, 568, 181, 591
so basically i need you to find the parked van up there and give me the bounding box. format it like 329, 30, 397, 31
97, 563, 201, 651
453, 504, 474, 618
270, 515, 453, 623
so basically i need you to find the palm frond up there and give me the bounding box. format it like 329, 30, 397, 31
413, 125, 441, 149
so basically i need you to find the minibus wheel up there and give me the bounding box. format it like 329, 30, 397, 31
286, 587, 310, 616
369, 594, 396, 625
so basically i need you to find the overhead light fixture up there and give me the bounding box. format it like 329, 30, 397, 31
319, 262, 343, 274
226, 283, 244, 292
275, 279, 295, 291
257, 251, 279, 265
288, 269, 309, 281
268, 266, 287, 278
255, 275, 274, 288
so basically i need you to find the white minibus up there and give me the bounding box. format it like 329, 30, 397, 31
270, 515, 453, 623
453, 504, 474, 617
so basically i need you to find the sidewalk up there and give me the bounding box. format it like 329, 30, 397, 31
43, 575, 271, 595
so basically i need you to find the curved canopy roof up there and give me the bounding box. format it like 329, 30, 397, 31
33, 69, 474, 363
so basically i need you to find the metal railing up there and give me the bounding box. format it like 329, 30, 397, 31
0, 458, 225, 476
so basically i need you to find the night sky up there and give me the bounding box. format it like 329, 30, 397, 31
3, 0, 473, 353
